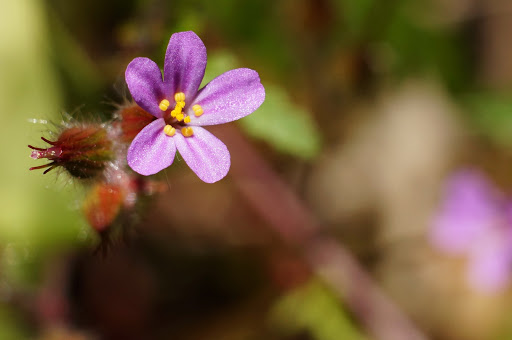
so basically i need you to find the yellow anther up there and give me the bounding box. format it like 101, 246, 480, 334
176, 113, 184, 121
163, 125, 176, 137
192, 104, 204, 117
159, 99, 170, 111
184, 116, 191, 123
170, 110, 177, 118
174, 92, 185, 102
181, 127, 194, 137
177, 101, 186, 108
175, 105, 182, 114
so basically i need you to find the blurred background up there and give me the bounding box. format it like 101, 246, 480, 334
3, 0, 512, 339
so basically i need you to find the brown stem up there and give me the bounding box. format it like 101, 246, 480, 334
212, 124, 428, 340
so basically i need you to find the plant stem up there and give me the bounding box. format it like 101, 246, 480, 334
214, 124, 428, 340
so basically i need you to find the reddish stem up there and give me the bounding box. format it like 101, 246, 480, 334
214, 124, 427, 340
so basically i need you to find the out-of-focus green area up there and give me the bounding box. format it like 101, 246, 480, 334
0, 1, 83, 244
270, 279, 367, 340
0, 0, 86, 337
3, 0, 512, 339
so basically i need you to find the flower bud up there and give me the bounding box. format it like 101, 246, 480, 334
116, 102, 155, 143
82, 182, 123, 233
28, 125, 114, 179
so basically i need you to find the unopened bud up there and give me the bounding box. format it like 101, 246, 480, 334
82, 182, 123, 233
28, 125, 114, 179
117, 102, 155, 143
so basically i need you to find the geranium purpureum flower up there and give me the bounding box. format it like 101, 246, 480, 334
430, 170, 512, 293
125, 31, 265, 183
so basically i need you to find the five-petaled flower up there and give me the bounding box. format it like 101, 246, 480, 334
125, 31, 265, 183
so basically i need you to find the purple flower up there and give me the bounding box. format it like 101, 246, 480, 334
430, 170, 512, 293
125, 31, 265, 183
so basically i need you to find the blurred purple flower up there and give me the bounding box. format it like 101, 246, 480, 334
125, 31, 265, 183
430, 170, 512, 293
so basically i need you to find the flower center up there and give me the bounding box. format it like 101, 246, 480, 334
159, 92, 205, 138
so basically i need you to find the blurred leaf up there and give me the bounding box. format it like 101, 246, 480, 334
0, 306, 28, 340
198, 0, 267, 41
0, 0, 88, 286
201, 51, 239, 87
463, 93, 512, 146
384, 5, 470, 92
203, 51, 321, 159
336, 0, 377, 38
270, 279, 367, 340
172, 10, 204, 36
239, 85, 321, 159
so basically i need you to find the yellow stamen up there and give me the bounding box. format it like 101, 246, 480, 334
170, 110, 177, 118
177, 101, 186, 108
176, 113, 184, 122
181, 127, 194, 137
192, 104, 204, 117
159, 99, 170, 111
163, 125, 176, 136
174, 92, 185, 102
184, 116, 191, 123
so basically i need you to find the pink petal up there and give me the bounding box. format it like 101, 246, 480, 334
467, 229, 512, 293
429, 170, 499, 254
127, 118, 176, 175
125, 58, 166, 118
164, 31, 207, 102
174, 126, 230, 183
188, 68, 265, 126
